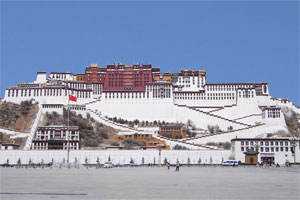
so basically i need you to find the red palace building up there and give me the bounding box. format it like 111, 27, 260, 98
76, 63, 162, 92
102, 64, 160, 92
84, 64, 107, 83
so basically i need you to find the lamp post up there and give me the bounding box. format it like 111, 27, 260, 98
290, 137, 298, 164
157, 144, 163, 167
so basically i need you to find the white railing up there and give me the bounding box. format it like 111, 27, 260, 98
24, 104, 43, 150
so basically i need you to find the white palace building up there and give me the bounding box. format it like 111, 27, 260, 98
2, 63, 300, 160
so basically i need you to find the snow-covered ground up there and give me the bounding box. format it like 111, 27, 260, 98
0, 167, 299, 200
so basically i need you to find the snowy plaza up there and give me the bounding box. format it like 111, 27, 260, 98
0, 166, 299, 200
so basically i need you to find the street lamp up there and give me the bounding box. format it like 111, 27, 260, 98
157, 144, 164, 167
290, 137, 298, 164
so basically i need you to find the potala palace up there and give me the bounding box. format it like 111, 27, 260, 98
1, 63, 300, 165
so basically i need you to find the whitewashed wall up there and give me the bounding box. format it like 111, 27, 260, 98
0, 150, 231, 165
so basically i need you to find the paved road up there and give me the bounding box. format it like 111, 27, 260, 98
0, 166, 299, 200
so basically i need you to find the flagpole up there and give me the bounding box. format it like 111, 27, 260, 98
67, 93, 70, 163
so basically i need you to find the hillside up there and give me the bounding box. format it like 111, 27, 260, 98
42, 110, 118, 149
282, 107, 300, 137
0, 99, 38, 148
0, 100, 38, 132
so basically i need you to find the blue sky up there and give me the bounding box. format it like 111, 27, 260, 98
1, 1, 299, 104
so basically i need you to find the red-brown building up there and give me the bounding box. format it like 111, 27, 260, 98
84, 64, 106, 83
103, 64, 159, 92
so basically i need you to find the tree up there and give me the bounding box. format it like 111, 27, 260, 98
173, 144, 189, 150
130, 157, 134, 164
198, 158, 201, 164
142, 157, 145, 165
28, 158, 32, 165
133, 119, 139, 125
227, 126, 233, 131
17, 158, 21, 167
96, 157, 100, 168
208, 125, 214, 134
111, 141, 120, 146
223, 142, 231, 150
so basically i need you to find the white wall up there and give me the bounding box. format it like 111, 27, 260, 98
0, 150, 231, 165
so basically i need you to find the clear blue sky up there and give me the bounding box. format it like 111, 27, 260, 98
1, 1, 299, 105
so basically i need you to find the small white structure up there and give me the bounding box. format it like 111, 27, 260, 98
35, 72, 47, 83
1, 143, 20, 150
231, 137, 300, 165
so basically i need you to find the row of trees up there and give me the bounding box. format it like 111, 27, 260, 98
9, 155, 223, 166
206, 142, 231, 150
107, 116, 170, 127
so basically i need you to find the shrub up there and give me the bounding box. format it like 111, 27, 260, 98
173, 144, 189, 150
84, 139, 98, 147
223, 142, 231, 150
111, 141, 120, 146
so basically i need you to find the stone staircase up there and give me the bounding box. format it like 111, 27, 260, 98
24, 104, 43, 150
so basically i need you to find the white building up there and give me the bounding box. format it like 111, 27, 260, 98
3, 63, 300, 150
0, 143, 20, 150
231, 137, 300, 165
32, 126, 80, 150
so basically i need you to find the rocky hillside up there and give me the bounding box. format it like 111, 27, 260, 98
282, 107, 300, 137
0, 99, 38, 132
0, 99, 39, 148
42, 110, 118, 149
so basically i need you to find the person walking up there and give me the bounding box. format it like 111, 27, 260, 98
175, 160, 180, 172
167, 162, 170, 170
